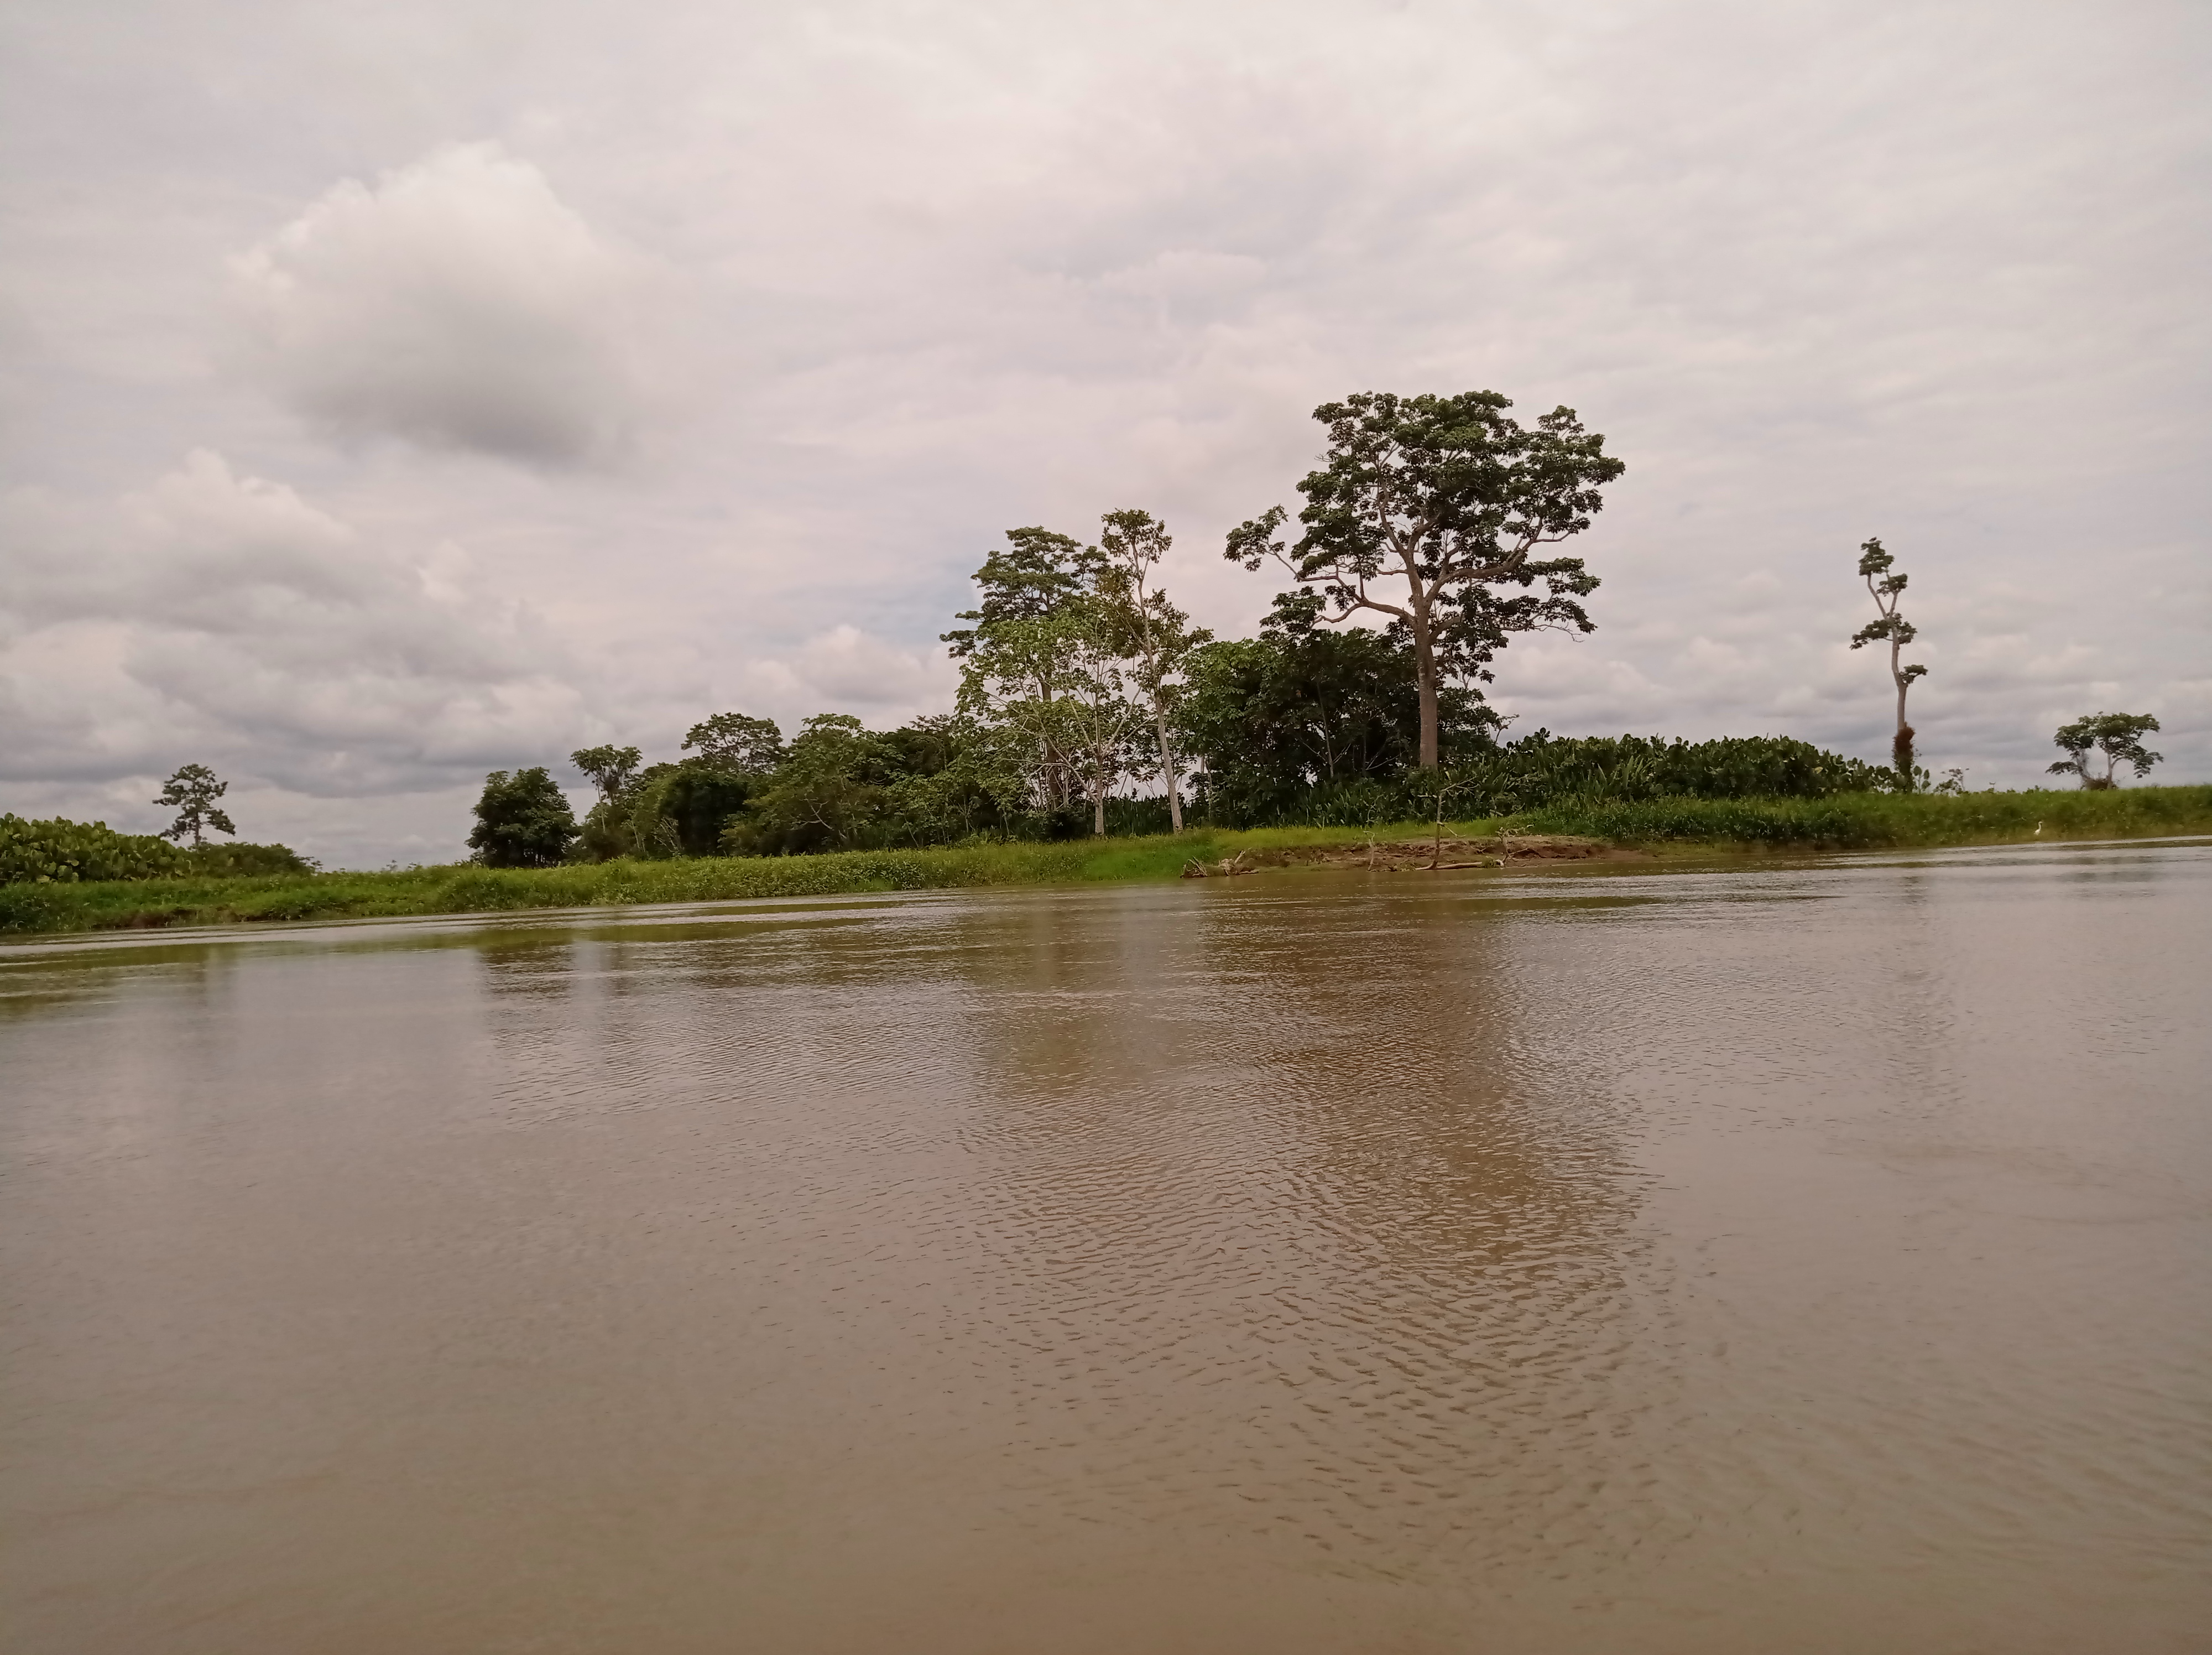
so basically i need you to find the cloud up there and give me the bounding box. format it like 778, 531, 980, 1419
0, 452, 590, 804
229, 142, 656, 465
727, 627, 958, 735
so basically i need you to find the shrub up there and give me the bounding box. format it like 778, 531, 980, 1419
181, 841, 319, 877
0, 815, 191, 884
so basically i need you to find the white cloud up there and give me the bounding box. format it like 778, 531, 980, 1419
229, 142, 657, 465
0, 452, 589, 819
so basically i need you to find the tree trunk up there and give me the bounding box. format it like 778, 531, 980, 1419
1155, 715, 1182, 833
1412, 604, 1441, 769
1891, 639, 1914, 787
1092, 777, 1107, 837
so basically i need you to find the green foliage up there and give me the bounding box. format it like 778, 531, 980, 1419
154, 763, 236, 846
626, 761, 755, 858
874, 716, 1037, 845
2048, 712, 2162, 788
1097, 508, 1212, 831
1179, 590, 1498, 825
181, 841, 319, 876
1180, 706, 1881, 830
681, 714, 785, 776
571, 743, 643, 801
12, 787, 2208, 939
467, 768, 578, 867
1, 814, 189, 884
1227, 389, 1622, 766
1530, 783, 2212, 849
1457, 731, 1889, 815
727, 714, 900, 855
941, 528, 1099, 660
945, 528, 1110, 814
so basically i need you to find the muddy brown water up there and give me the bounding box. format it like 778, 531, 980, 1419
3, 840, 2208, 1654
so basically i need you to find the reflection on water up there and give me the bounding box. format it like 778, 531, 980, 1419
3, 842, 2209, 1654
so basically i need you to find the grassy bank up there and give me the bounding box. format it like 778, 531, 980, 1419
1526, 783, 2212, 849
3, 786, 2206, 939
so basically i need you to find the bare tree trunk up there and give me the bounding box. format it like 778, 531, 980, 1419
1092, 772, 1107, 837
1891, 638, 1914, 784
1411, 600, 1441, 769
1155, 714, 1182, 833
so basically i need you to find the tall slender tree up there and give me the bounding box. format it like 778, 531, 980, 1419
1226, 391, 1620, 768
1097, 508, 1211, 832
1849, 537, 1928, 784
154, 763, 236, 847
1058, 602, 1142, 836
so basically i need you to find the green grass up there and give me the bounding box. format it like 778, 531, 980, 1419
1526, 783, 2212, 849
3, 786, 2205, 938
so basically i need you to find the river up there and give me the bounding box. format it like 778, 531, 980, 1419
3, 840, 2208, 1653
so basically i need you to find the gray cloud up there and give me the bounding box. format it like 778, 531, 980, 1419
1, 452, 590, 797
229, 143, 656, 465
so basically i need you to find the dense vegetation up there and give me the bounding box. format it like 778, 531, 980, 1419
3, 388, 2188, 926
5, 787, 2205, 938
0, 815, 317, 886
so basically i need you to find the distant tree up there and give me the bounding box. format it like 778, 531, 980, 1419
154, 763, 236, 847
942, 527, 1099, 655
732, 714, 897, 854
1058, 601, 1143, 837
877, 715, 1031, 845
1097, 508, 1212, 832
1177, 590, 1498, 825
1849, 537, 1928, 785
468, 768, 577, 867
681, 714, 785, 776
571, 744, 643, 803
567, 746, 644, 861
945, 528, 1102, 809
1226, 391, 1620, 768
630, 763, 757, 857
2048, 712, 2162, 789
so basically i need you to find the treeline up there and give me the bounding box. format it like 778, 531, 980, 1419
473, 709, 1892, 871
460, 418, 1879, 868
488, 389, 1641, 867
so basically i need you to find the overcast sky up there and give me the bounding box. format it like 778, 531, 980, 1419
3, 0, 2206, 866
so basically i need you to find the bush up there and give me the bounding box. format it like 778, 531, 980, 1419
0, 815, 190, 884
1191, 731, 1886, 829
181, 841, 319, 877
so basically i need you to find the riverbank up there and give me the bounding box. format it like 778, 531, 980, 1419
2, 785, 2206, 938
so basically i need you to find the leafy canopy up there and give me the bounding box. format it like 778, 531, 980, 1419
942, 528, 1099, 660
468, 768, 578, 867
2048, 712, 2162, 787
571, 744, 643, 802
1226, 390, 1620, 766
681, 713, 785, 777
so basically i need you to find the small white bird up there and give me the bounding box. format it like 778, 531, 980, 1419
2033, 820, 2043, 836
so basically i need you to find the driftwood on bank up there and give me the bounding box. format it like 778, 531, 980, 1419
1180, 834, 1643, 877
